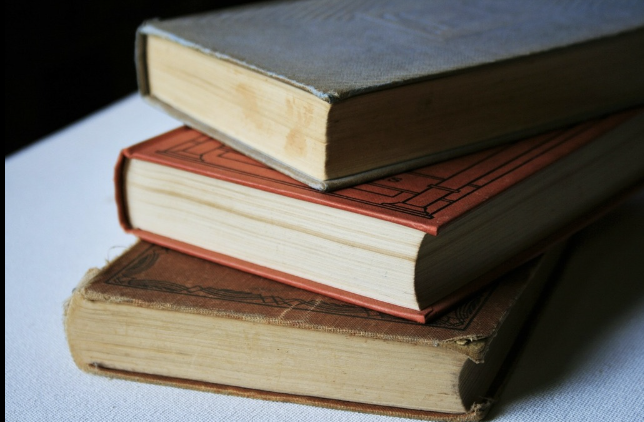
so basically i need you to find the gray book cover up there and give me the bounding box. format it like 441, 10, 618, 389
139, 0, 644, 101
136, 0, 644, 190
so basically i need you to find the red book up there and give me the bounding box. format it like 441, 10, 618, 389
115, 109, 644, 322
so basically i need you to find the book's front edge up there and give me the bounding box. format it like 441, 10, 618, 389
140, 95, 332, 190
80, 365, 490, 422
128, 228, 433, 323
134, 27, 328, 190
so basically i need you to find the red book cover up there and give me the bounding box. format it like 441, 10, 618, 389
115, 109, 643, 322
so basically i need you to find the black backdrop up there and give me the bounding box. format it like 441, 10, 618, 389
5, 1, 257, 156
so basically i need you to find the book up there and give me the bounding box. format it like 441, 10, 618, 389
64, 240, 566, 421
115, 108, 644, 321
136, 0, 644, 190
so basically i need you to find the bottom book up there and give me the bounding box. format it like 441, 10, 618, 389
65, 241, 565, 421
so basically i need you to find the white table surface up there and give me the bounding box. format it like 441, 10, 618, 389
6, 94, 644, 421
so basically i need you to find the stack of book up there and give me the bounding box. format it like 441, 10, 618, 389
65, 1, 644, 420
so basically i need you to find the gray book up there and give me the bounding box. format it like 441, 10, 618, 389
137, 0, 644, 190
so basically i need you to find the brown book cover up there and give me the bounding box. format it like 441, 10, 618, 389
65, 241, 565, 421
115, 109, 644, 322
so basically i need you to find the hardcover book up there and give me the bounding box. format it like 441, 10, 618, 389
115, 109, 644, 321
65, 241, 565, 421
136, 0, 644, 190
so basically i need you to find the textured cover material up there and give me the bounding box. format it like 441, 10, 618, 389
137, 0, 644, 102
65, 241, 565, 420
115, 110, 643, 322
136, 0, 644, 190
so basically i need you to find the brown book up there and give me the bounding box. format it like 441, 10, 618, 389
65, 241, 565, 421
136, 0, 644, 190
115, 109, 644, 321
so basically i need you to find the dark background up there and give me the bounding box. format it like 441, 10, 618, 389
5, 1, 257, 156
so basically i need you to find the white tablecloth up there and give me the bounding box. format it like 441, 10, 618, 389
6, 94, 644, 421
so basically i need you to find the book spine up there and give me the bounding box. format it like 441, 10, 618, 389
114, 148, 131, 231
135, 24, 151, 96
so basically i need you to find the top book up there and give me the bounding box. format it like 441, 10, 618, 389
136, 0, 644, 191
